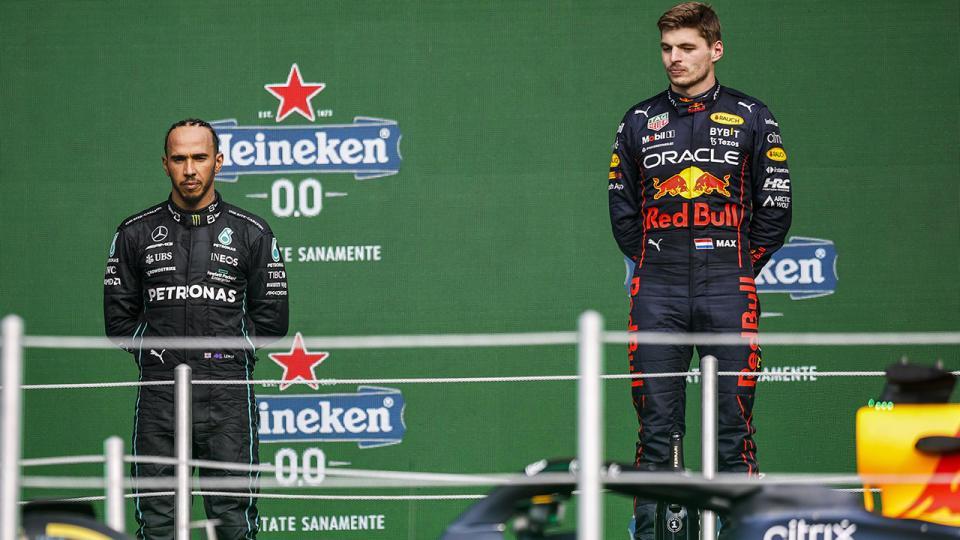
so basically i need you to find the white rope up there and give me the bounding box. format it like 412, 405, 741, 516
20, 381, 171, 390
15, 331, 960, 350
21, 369, 924, 391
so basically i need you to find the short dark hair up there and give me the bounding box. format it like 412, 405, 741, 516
164, 118, 220, 156
658, 2, 721, 46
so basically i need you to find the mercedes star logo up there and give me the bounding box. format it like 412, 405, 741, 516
151, 225, 168, 242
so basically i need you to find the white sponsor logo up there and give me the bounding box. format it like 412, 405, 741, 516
766, 166, 789, 174
104, 278, 121, 286
145, 252, 173, 265
207, 270, 237, 283
763, 177, 791, 192
150, 349, 167, 364
642, 130, 675, 144
763, 195, 791, 209
642, 148, 739, 169
709, 127, 740, 138
647, 238, 663, 252
634, 106, 651, 118
146, 241, 173, 251
767, 132, 783, 144
737, 101, 755, 112
258, 400, 394, 436
145, 266, 176, 276
148, 285, 238, 303
211, 252, 239, 266
609, 183, 624, 191
756, 256, 825, 286
151, 226, 168, 242
765, 118, 779, 127
763, 519, 856, 540
220, 132, 390, 167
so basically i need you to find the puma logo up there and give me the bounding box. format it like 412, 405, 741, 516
634, 106, 652, 118
150, 349, 167, 364
737, 101, 755, 112
648, 238, 663, 252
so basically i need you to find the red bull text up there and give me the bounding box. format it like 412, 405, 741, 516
643, 203, 741, 230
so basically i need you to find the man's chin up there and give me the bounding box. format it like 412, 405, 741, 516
176, 188, 211, 208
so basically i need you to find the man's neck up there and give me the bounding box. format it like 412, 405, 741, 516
671, 74, 717, 98
171, 192, 216, 212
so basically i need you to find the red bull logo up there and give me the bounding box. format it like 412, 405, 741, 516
857, 403, 960, 527
895, 424, 960, 525
652, 166, 731, 199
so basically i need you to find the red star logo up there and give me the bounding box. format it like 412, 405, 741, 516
268, 332, 329, 390
264, 64, 326, 122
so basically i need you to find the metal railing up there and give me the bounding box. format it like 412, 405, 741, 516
3, 314, 958, 540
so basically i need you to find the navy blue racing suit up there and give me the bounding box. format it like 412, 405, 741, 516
608, 82, 791, 537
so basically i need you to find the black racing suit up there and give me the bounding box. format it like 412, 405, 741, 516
104, 192, 289, 540
608, 82, 791, 538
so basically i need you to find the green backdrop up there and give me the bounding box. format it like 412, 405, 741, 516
1, 1, 957, 538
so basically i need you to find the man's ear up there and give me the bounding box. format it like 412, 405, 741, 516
712, 40, 724, 63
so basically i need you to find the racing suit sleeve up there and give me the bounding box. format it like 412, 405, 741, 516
103, 228, 143, 352
747, 107, 792, 275
609, 115, 645, 260
245, 230, 289, 349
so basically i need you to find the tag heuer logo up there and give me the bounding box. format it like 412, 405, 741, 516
647, 112, 669, 131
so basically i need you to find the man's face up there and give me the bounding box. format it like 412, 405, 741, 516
660, 27, 722, 96
162, 125, 223, 210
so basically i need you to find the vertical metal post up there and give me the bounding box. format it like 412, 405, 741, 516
1, 315, 24, 540
577, 311, 603, 540
700, 355, 718, 540
104, 436, 125, 533
174, 364, 192, 540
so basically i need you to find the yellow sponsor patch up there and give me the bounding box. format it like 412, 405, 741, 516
710, 112, 744, 125
610, 153, 620, 167
766, 147, 787, 161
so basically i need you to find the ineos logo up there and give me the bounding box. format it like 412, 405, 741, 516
151, 226, 168, 242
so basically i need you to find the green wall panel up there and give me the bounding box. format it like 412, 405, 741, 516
2, 1, 957, 537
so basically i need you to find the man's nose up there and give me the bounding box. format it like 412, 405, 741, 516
184, 159, 197, 175
671, 49, 682, 63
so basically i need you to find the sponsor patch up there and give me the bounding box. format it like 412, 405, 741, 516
766, 147, 787, 161
710, 112, 744, 125
647, 112, 669, 131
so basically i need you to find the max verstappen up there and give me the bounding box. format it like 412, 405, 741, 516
104, 119, 289, 539
608, 3, 791, 538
